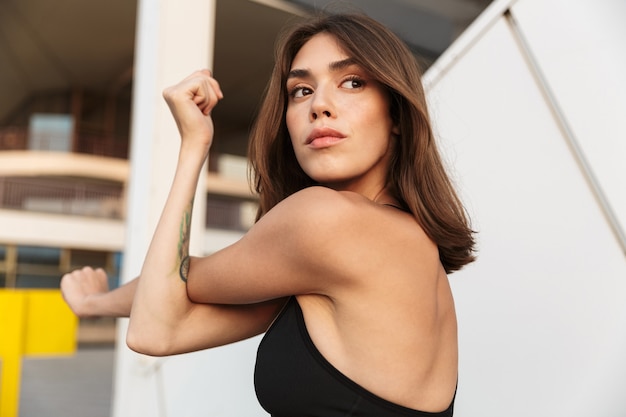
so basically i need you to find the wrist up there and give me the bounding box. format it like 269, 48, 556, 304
79, 293, 102, 317
178, 141, 209, 166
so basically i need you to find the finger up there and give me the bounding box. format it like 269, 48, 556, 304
191, 70, 223, 102
198, 68, 212, 77
207, 76, 224, 99
195, 79, 221, 115
94, 268, 110, 290
81, 265, 95, 275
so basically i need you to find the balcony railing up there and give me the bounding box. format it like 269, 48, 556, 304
0, 177, 124, 219
0, 126, 128, 159
206, 197, 257, 232
0, 126, 256, 229
0, 176, 257, 231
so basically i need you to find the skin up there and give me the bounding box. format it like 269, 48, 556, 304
60, 34, 458, 412
286, 33, 399, 197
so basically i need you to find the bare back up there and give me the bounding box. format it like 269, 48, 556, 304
181, 186, 458, 412
295, 199, 457, 413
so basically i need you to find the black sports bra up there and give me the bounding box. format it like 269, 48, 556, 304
254, 297, 455, 417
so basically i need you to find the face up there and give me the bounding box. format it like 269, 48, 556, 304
285, 33, 398, 198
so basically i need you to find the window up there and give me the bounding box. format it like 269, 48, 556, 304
0, 244, 121, 289
28, 113, 74, 152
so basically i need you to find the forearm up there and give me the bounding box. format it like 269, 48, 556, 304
127, 145, 206, 353
87, 278, 138, 317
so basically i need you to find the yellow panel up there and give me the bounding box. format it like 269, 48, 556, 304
0, 355, 22, 417
23, 290, 77, 356
0, 290, 26, 417
0, 291, 26, 356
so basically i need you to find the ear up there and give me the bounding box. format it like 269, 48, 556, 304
392, 124, 400, 136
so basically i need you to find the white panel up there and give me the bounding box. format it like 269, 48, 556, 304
426, 13, 626, 417
161, 337, 266, 417
511, 0, 626, 245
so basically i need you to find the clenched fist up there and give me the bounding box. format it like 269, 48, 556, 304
60, 267, 110, 318
163, 69, 224, 154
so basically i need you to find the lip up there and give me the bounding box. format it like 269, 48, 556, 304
305, 127, 347, 147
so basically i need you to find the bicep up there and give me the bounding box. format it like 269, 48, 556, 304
186, 225, 324, 305
186, 188, 356, 305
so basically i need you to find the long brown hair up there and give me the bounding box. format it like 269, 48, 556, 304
248, 13, 475, 273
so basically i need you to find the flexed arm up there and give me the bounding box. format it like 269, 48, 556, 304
126, 70, 224, 354
61, 72, 287, 355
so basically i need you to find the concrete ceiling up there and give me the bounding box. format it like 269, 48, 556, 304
0, 0, 137, 123
0, 0, 492, 155
288, 0, 492, 57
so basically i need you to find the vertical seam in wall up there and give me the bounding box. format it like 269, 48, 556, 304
504, 9, 626, 257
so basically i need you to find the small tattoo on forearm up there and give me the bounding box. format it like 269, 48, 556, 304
179, 255, 190, 283
176, 198, 194, 283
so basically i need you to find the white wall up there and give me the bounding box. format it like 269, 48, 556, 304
424, 0, 626, 415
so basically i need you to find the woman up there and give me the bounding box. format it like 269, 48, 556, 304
62, 13, 475, 417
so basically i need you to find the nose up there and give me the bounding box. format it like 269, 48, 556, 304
310, 85, 334, 121
312, 110, 331, 120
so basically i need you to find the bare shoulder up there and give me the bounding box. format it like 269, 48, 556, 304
273, 185, 354, 214
248, 187, 361, 259
253, 186, 355, 235
258, 186, 440, 279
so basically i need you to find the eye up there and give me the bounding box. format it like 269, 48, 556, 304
341, 76, 365, 89
289, 85, 313, 98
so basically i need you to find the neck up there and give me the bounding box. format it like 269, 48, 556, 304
320, 180, 397, 207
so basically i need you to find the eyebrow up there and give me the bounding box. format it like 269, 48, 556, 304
287, 57, 358, 79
